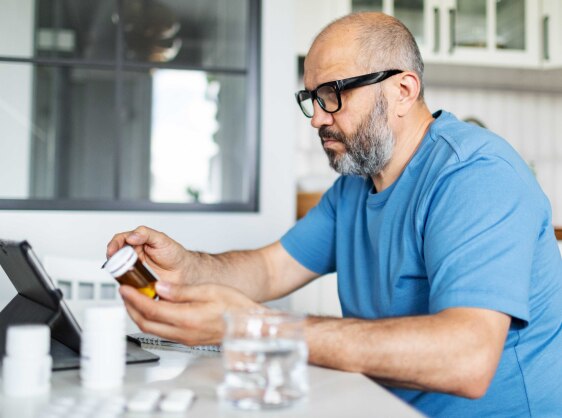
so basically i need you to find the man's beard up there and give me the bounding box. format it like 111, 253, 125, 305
319, 92, 394, 178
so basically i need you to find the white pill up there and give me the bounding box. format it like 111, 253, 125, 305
159, 389, 195, 413
127, 389, 161, 412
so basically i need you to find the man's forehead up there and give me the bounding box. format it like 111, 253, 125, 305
303, 36, 362, 89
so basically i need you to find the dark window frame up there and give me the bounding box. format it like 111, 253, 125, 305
0, 0, 261, 212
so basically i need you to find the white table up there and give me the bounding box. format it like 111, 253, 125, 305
0, 348, 423, 418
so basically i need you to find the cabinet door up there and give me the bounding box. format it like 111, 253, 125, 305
542, 0, 562, 67
446, 0, 539, 67
453, 0, 487, 49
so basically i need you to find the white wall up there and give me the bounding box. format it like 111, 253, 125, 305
0, 0, 298, 309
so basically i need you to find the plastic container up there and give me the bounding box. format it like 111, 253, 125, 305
80, 306, 126, 390
2, 324, 52, 397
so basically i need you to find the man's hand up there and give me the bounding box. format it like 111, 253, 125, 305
107, 226, 188, 285
120, 282, 261, 346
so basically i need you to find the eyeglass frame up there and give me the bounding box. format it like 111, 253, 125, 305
295, 69, 404, 118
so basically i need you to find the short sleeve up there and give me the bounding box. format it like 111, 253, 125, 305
280, 182, 340, 275
422, 156, 542, 325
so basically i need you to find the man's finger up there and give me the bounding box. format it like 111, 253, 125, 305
106, 225, 167, 259
121, 287, 221, 345
120, 285, 197, 328
106, 232, 130, 258
106, 227, 152, 258
122, 302, 193, 344
128, 225, 172, 250
120, 285, 173, 324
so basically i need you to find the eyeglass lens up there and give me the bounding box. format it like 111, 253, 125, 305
317, 85, 339, 112
298, 85, 340, 117
298, 92, 314, 117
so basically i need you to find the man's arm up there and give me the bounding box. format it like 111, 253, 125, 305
107, 226, 319, 302
305, 307, 511, 399
182, 241, 319, 302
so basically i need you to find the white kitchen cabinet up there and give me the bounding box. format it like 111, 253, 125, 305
542, 0, 562, 68
350, 0, 541, 68
441, 0, 540, 67
295, 1, 557, 69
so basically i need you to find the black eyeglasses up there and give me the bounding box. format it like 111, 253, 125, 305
295, 69, 403, 118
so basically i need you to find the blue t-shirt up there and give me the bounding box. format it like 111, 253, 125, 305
281, 111, 562, 417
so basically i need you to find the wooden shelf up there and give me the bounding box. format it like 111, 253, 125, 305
555, 227, 562, 241
296, 192, 323, 219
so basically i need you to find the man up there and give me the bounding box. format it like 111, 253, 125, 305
107, 13, 562, 417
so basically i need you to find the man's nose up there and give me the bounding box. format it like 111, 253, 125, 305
310, 101, 334, 129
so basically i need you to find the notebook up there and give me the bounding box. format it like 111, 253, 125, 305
127, 333, 222, 355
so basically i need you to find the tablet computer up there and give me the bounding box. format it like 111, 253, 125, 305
0, 240, 159, 370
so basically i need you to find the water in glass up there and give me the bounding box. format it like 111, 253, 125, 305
218, 311, 308, 410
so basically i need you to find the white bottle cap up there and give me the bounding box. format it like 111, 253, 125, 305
103, 245, 138, 278
6, 325, 50, 358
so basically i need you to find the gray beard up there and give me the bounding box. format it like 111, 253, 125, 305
320, 93, 395, 178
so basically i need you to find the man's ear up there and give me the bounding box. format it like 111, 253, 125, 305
395, 72, 421, 117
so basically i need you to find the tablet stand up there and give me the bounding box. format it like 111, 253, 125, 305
0, 292, 81, 369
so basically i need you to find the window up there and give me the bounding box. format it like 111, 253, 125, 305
0, 0, 260, 211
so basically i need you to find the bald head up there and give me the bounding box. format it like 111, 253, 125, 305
309, 12, 425, 99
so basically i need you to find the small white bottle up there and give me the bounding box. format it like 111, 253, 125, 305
2, 324, 52, 397
80, 306, 126, 390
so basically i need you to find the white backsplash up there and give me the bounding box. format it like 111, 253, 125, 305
295, 85, 562, 226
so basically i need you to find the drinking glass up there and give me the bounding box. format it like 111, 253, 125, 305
217, 309, 309, 410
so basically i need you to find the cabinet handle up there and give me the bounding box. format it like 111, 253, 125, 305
543, 15, 550, 61
433, 7, 440, 53
449, 9, 456, 54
